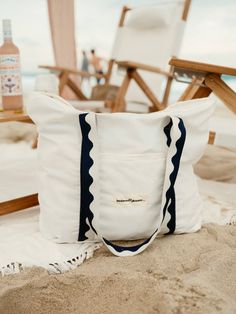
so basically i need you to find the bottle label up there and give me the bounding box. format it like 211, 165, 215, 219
0, 54, 22, 96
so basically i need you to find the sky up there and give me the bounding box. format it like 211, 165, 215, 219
0, 0, 236, 74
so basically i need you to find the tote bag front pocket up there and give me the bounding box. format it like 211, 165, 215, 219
99, 152, 166, 240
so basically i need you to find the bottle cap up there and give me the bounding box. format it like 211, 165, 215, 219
2, 19, 12, 39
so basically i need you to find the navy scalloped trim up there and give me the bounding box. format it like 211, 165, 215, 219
78, 113, 97, 241
163, 118, 186, 234
163, 119, 173, 147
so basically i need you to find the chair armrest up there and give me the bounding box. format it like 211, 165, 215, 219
115, 61, 172, 77
39, 65, 106, 79
169, 58, 236, 77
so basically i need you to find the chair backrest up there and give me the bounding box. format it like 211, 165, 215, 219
110, 0, 190, 105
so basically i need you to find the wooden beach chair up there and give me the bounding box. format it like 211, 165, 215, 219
40, 0, 191, 113
169, 58, 236, 146
110, 0, 191, 112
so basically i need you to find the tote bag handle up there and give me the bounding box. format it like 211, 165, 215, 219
79, 115, 186, 257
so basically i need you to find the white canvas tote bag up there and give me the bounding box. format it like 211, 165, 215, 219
27, 93, 214, 257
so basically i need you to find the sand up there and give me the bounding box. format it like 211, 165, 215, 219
0, 224, 235, 314
195, 145, 236, 183
0, 135, 236, 313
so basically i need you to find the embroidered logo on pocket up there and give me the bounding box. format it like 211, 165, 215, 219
116, 198, 144, 203
114, 196, 147, 207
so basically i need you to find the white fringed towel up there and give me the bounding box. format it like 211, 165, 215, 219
0, 206, 101, 276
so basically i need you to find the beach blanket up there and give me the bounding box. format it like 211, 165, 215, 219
0, 207, 101, 276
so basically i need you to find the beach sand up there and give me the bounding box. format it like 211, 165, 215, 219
0, 223, 235, 314
195, 145, 236, 183
0, 136, 235, 313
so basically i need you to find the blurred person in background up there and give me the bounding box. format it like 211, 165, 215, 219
90, 49, 104, 84
80, 50, 89, 84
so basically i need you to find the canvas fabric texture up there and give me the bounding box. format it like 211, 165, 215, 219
27, 93, 214, 256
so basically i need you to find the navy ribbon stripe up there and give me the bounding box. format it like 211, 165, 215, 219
78, 113, 97, 241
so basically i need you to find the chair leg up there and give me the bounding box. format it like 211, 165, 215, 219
59, 71, 69, 95
205, 74, 236, 114
131, 70, 165, 111
162, 66, 174, 106
113, 72, 132, 112
31, 135, 38, 149
67, 78, 88, 100
208, 131, 216, 145
178, 81, 199, 101
178, 77, 209, 101
105, 60, 114, 85
162, 76, 173, 106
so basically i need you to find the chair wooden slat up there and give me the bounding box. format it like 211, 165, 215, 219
170, 58, 236, 77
